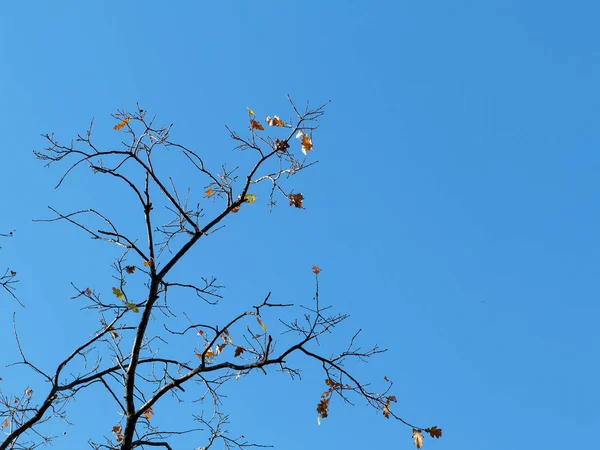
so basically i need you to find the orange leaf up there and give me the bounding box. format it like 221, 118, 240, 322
143, 406, 154, 420
24, 389, 33, 395
125, 265, 136, 274
312, 265, 321, 275
412, 430, 424, 449
288, 193, 304, 208
234, 346, 245, 357
1, 419, 8, 429
231, 205, 241, 213
113, 117, 131, 131
143, 258, 153, 267
296, 131, 313, 155
249, 119, 264, 131
204, 186, 214, 198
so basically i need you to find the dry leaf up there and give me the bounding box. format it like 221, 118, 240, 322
231, 205, 241, 213
112, 287, 124, 300
125, 265, 136, 274
249, 119, 264, 131
204, 186, 214, 198
312, 265, 321, 275
412, 430, 424, 449
143, 258, 153, 267
296, 131, 313, 155
24, 389, 33, 395
216, 343, 227, 356
256, 316, 267, 331
234, 346, 245, 357
10, 270, 16, 276
84, 287, 93, 296
383, 404, 390, 418
265, 115, 285, 127
143, 406, 154, 420
424, 426, 442, 439
1, 419, 8, 429
288, 193, 304, 208
113, 117, 131, 131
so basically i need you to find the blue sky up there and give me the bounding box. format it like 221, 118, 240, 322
1, 1, 599, 449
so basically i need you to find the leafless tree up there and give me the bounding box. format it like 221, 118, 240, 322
0, 99, 441, 450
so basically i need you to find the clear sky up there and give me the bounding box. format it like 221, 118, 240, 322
1, 1, 599, 449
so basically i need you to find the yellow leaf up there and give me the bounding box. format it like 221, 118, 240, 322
247, 107, 255, 115
204, 186, 214, 198
312, 265, 321, 275
249, 119, 264, 131
205, 348, 214, 358
266, 115, 285, 127
113, 117, 131, 131
124, 302, 139, 313
244, 193, 256, 204
412, 430, 424, 449
256, 316, 267, 331
112, 287, 124, 300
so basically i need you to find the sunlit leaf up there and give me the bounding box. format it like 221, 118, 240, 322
204, 186, 214, 198
247, 107, 255, 115
112, 287, 124, 300
249, 119, 264, 131
412, 430, 424, 449
125, 265, 136, 274
244, 193, 257, 204
265, 115, 285, 127
112, 425, 123, 442
143, 406, 154, 421
24, 389, 33, 395
143, 258, 153, 267
312, 265, 321, 274
256, 316, 267, 331
124, 302, 139, 313
113, 117, 131, 131
216, 343, 227, 356
288, 193, 304, 208
300, 134, 313, 155
383, 404, 391, 418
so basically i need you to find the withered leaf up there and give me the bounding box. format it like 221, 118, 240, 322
143, 406, 154, 420
265, 115, 285, 127
125, 265, 136, 274
216, 343, 227, 356
249, 119, 264, 131
143, 258, 153, 267
256, 316, 267, 331
204, 186, 214, 198
234, 346, 245, 357
312, 265, 321, 275
424, 426, 442, 439
412, 429, 424, 449
288, 193, 304, 208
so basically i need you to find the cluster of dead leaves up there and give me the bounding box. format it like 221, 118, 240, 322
194, 329, 247, 362
247, 107, 314, 156
316, 378, 347, 425
288, 193, 304, 208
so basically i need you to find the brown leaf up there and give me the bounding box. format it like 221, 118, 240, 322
383, 404, 390, 419
231, 205, 241, 213
84, 287, 93, 296
124, 265, 136, 274
249, 119, 264, 131
424, 426, 442, 439
143, 258, 153, 267
1, 419, 8, 429
312, 265, 321, 275
316, 398, 329, 419
113, 117, 131, 131
234, 346, 245, 357
288, 193, 304, 208
204, 186, 214, 198
215, 343, 227, 356
265, 115, 285, 127
24, 389, 33, 395
10, 270, 16, 276
412, 429, 424, 449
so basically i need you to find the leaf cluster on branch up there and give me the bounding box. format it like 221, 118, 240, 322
0, 98, 441, 450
